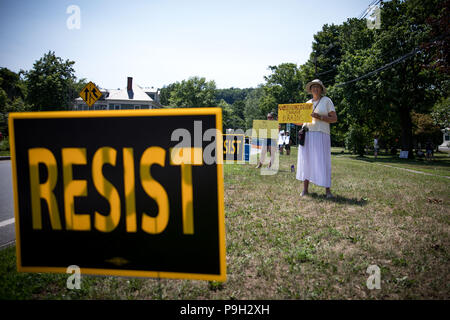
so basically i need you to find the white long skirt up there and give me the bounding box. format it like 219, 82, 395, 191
296, 131, 332, 188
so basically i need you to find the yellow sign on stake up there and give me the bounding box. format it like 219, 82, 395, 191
252, 120, 279, 139
79, 81, 102, 107
278, 103, 313, 123
223, 134, 245, 163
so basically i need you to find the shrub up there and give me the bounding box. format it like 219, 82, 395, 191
345, 125, 369, 156
0, 137, 9, 151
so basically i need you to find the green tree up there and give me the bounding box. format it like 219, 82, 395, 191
168, 76, 217, 108
0, 67, 26, 101
332, 0, 445, 157
0, 95, 32, 138
159, 83, 177, 106
309, 23, 343, 86
218, 99, 233, 130
412, 111, 442, 146
345, 124, 370, 156
24, 51, 78, 111
263, 63, 304, 105
231, 100, 245, 122
431, 97, 450, 129
335, 46, 393, 140
243, 87, 265, 130
0, 88, 8, 136
416, 0, 450, 76
374, 0, 445, 155
0, 68, 32, 137
297, 19, 375, 146
258, 63, 306, 122
215, 88, 254, 105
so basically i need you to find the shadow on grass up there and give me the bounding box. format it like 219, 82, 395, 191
308, 192, 368, 206
331, 151, 349, 156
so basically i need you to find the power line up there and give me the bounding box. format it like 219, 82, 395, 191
362, 0, 382, 20
315, 46, 415, 79
359, 0, 382, 20
335, 48, 420, 87
311, 0, 386, 80
312, 0, 383, 78
313, 42, 337, 77
316, 67, 336, 77
358, 0, 377, 19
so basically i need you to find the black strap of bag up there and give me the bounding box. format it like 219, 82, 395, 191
298, 97, 322, 146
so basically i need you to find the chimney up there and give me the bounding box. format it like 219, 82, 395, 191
127, 77, 133, 91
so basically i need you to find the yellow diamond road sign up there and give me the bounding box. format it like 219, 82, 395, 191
80, 81, 102, 107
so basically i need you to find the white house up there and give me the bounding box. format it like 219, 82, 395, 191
74, 77, 162, 110
438, 128, 450, 154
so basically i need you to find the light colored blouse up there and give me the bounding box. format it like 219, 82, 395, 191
305, 96, 336, 135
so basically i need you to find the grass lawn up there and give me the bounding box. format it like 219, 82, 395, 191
331, 147, 450, 178
1, 147, 449, 299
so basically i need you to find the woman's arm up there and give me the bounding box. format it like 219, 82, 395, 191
320, 111, 337, 123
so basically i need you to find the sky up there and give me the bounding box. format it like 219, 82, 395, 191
0, 0, 374, 90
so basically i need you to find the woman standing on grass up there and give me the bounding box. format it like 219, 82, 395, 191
295, 79, 337, 198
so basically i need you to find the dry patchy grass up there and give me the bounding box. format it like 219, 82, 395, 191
1, 147, 449, 299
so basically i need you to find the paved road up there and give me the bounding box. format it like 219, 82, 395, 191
0, 160, 16, 248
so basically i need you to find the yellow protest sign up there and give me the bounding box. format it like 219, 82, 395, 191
252, 120, 278, 139
9, 108, 226, 282
278, 103, 313, 123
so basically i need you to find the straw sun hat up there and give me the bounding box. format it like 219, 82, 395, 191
305, 79, 326, 94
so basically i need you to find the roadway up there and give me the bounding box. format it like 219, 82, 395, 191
0, 160, 16, 249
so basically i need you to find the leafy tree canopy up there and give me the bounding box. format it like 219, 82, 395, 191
24, 51, 78, 111
168, 76, 217, 108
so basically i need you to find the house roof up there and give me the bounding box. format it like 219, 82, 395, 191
75, 84, 156, 103
142, 86, 160, 94
105, 83, 154, 102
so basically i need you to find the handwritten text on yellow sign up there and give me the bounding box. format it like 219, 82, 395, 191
278, 103, 313, 123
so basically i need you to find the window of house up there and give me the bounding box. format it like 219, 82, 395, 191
121, 104, 134, 110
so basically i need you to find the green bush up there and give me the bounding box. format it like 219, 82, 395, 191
345, 125, 369, 156
0, 137, 9, 151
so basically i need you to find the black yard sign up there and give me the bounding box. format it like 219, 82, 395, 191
8, 108, 226, 281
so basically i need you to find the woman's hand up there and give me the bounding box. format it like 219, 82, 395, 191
311, 112, 322, 120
